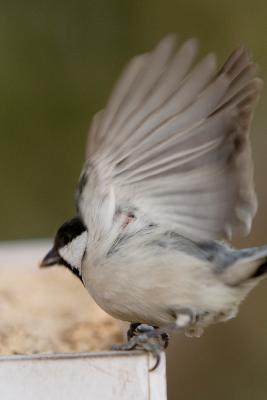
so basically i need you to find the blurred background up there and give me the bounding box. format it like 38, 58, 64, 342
0, 0, 267, 398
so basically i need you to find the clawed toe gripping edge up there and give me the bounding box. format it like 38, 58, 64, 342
112, 308, 196, 370
112, 334, 163, 371
112, 323, 170, 371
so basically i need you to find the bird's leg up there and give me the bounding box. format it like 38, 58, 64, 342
113, 307, 196, 370
113, 324, 165, 371
127, 323, 169, 349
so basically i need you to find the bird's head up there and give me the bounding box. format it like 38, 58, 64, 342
40, 216, 87, 280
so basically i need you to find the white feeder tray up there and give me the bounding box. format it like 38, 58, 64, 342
0, 351, 166, 400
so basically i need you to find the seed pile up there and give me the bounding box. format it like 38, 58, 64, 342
0, 268, 123, 355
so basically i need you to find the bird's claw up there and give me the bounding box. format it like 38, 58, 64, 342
127, 323, 170, 348
112, 325, 166, 371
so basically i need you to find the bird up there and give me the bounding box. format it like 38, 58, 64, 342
41, 35, 266, 364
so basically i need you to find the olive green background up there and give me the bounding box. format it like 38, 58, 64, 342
0, 1, 267, 399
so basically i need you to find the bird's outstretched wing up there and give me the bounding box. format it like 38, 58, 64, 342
78, 35, 262, 241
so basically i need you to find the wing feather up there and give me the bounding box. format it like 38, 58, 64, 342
79, 36, 262, 241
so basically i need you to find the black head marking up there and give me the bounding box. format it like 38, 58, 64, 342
41, 216, 87, 283
55, 216, 86, 249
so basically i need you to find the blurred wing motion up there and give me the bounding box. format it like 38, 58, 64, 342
79, 35, 262, 241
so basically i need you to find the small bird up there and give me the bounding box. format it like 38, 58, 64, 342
41, 35, 266, 361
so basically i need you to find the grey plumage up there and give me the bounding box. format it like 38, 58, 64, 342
81, 35, 261, 242
42, 36, 266, 342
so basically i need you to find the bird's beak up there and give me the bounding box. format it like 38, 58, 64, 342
40, 247, 61, 268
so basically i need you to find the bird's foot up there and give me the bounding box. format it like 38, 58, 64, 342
127, 323, 169, 349
113, 324, 168, 371
113, 307, 197, 370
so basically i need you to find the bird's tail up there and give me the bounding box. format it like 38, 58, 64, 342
222, 245, 267, 286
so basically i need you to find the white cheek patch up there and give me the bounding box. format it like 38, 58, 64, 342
59, 231, 88, 274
